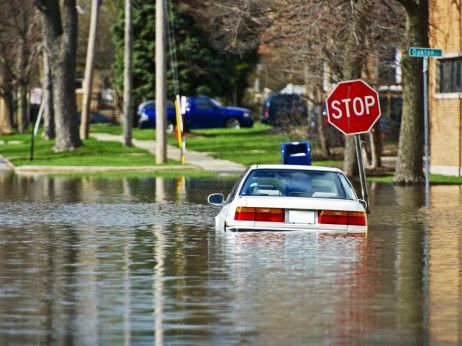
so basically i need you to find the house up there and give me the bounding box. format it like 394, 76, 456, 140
429, 0, 462, 176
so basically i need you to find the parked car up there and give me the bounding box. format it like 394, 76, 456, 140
138, 96, 253, 131
260, 93, 308, 127
185, 96, 253, 130
136, 100, 156, 118
208, 164, 367, 233
138, 100, 177, 132
77, 111, 115, 124
379, 95, 402, 140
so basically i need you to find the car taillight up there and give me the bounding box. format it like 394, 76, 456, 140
264, 107, 269, 117
235, 207, 285, 222
348, 211, 367, 225
235, 207, 255, 221
318, 210, 367, 226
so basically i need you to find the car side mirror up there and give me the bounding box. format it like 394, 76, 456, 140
208, 193, 224, 205
359, 199, 367, 210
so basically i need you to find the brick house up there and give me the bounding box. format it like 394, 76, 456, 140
429, 0, 462, 176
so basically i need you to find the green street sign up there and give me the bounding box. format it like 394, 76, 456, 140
409, 47, 442, 57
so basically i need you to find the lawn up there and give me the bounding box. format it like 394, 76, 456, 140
91, 123, 341, 166
2, 123, 462, 183
0, 131, 173, 167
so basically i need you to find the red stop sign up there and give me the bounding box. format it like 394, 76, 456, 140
326, 79, 381, 135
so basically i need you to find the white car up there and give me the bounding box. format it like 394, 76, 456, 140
208, 164, 367, 233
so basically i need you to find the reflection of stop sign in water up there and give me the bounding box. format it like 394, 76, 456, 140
326, 80, 381, 135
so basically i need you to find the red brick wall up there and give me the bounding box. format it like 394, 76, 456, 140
429, 0, 462, 174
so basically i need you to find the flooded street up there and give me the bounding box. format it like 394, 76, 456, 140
0, 172, 462, 345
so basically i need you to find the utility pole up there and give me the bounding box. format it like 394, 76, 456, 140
80, 0, 100, 140
123, 0, 133, 147
156, 0, 167, 163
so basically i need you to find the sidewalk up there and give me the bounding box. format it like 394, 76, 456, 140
1, 133, 246, 175
92, 133, 247, 174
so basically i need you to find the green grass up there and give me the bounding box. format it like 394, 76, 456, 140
169, 123, 310, 165
427, 174, 462, 184
91, 123, 158, 140
92, 123, 312, 165
367, 175, 394, 183
367, 172, 462, 184
0, 131, 178, 167
2, 124, 462, 183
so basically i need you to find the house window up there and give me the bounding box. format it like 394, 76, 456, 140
440, 57, 462, 93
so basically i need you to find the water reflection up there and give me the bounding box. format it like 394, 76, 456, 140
425, 185, 462, 344
211, 231, 370, 344
0, 173, 461, 344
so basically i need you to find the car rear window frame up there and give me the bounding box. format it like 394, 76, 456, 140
238, 168, 354, 200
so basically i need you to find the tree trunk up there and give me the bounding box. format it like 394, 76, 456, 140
369, 123, 382, 168
341, 0, 368, 177
35, 0, 82, 152
0, 91, 14, 130
123, 0, 133, 147
156, 0, 167, 163
311, 79, 330, 159
2, 92, 15, 129
16, 42, 29, 134
316, 100, 330, 159
42, 49, 55, 140
343, 135, 357, 177
17, 83, 29, 133
80, 0, 100, 140
393, 0, 427, 184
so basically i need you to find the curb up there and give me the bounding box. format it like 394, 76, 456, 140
14, 165, 198, 174
0, 155, 14, 171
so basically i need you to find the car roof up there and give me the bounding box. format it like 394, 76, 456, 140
267, 93, 302, 100
248, 164, 343, 173
139, 100, 175, 107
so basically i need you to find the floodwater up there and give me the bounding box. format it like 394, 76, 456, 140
0, 171, 461, 345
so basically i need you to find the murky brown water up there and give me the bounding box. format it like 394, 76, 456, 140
0, 171, 461, 345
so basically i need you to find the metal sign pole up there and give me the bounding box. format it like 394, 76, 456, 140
30, 96, 48, 161
423, 56, 430, 206
409, 47, 443, 206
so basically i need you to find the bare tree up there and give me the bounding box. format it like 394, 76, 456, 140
392, 0, 427, 184
0, 0, 42, 133
188, 0, 404, 171
35, 0, 82, 152
341, 0, 371, 177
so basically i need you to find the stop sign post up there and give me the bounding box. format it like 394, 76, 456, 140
326, 79, 381, 135
326, 79, 381, 212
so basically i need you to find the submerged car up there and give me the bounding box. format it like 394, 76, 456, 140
207, 164, 367, 233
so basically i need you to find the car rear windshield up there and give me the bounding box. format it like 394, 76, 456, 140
239, 169, 355, 200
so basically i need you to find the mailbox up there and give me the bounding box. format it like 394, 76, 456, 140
281, 141, 311, 165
